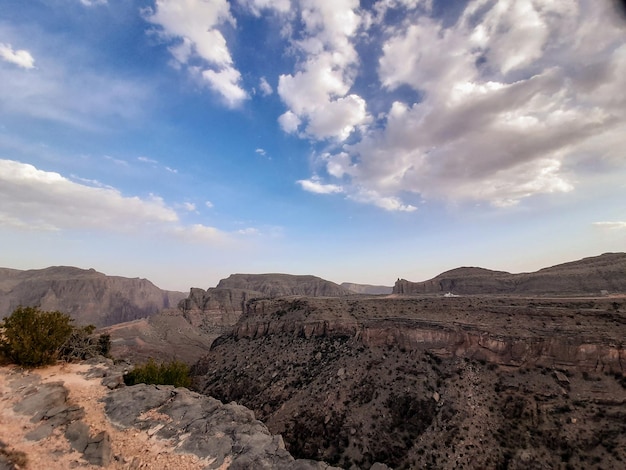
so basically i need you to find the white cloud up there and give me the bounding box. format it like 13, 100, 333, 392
138, 156, 158, 164
0, 159, 177, 232
300, 0, 626, 210
202, 67, 248, 107
594, 221, 626, 230
255, 148, 266, 156
239, 0, 291, 16
297, 178, 344, 194
348, 189, 417, 212
0, 159, 231, 244
146, 0, 247, 106
205, 200, 214, 208
79, 0, 107, 6
173, 223, 226, 243
237, 227, 260, 235
0, 43, 35, 69
259, 76, 273, 95
278, 110, 301, 133
276, 0, 370, 141
183, 202, 197, 212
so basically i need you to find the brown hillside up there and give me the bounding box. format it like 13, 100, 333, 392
394, 252, 626, 295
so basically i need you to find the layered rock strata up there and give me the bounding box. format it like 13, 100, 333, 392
393, 252, 626, 295
0, 266, 186, 327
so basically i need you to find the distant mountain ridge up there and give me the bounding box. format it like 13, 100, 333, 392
393, 252, 626, 295
0, 266, 186, 327
215, 273, 353, 297
341, 282, 393, 295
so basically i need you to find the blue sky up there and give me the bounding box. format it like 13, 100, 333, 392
1, 0, 625, 291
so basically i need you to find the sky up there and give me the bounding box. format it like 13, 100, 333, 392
1, 0, 625, 292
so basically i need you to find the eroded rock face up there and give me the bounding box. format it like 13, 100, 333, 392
215, 274, 353, 298
104, 384, 340, 470
341, 283, 393, 295
0, 266, 186, 327
224, 296, 626, 374
393, 252, 626, 295
194, 295, 626, 469
177, 287, 261, 328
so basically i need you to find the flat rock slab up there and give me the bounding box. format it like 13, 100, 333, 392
105, 384, 340, 470
13, 382, 68, 418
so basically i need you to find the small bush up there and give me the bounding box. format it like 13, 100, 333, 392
124, 358, 191, 388
59, 325, 111, 362
0, 306, 74, 367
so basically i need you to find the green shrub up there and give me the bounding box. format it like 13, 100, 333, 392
0, 306, 74, 367
124, 358, 191, 388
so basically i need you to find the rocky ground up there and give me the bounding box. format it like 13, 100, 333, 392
194, 295, 626, 469
0, 360, 340, 470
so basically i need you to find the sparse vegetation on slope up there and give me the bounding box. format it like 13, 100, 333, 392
193, 296, 626, 469
124, 358, 192, 388
0, 306, 112, 368
0, 306, 74, 367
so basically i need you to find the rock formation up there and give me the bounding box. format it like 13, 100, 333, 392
0, 360, 340, 470
393, 252, 626, 295
0, 266, 186, 327
215, 273, 353, 298
194, 294, 626, 468
340, 283, 393, 295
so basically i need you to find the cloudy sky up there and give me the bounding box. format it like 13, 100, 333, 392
1, 0, 625, 291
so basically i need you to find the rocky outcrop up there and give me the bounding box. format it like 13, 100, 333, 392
195, 295, 626, 469
393, 252, 626, 295
215, 273, 352, 298
0, 266, 186, 327
177, 286, 262, 328
220, 296, 626, 375
105, 384, 340, 470
340, 283, 393, 295
8, 375, 112, 466
1, 361, 340, 470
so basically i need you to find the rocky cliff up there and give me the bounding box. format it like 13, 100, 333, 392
194, 295, 626, 469
215, 273, 353, 297
0, 266, 186, 327
393, 252, 626, 295
0, 360, 342, 470
223, 296, 626, 375
341, 283, 393, 295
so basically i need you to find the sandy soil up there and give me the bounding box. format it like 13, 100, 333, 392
0, 363, 205, 470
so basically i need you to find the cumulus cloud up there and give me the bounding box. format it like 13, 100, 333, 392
0, 159, 177, 232
277, 0, 370, 140
278, 111, 301, 134
239, 0, 291, 16
297, 177, 343, 195
0, 159, 229, 243
146, 0, 247, 107
296, 0, 626, 210
0, 43, 35, 69
259, 76, 273, 95
348, 189, 417, 212
594, 221, 626, 230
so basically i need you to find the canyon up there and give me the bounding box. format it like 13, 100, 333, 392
194, 295, 626, 469
1, 252, 625, 469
